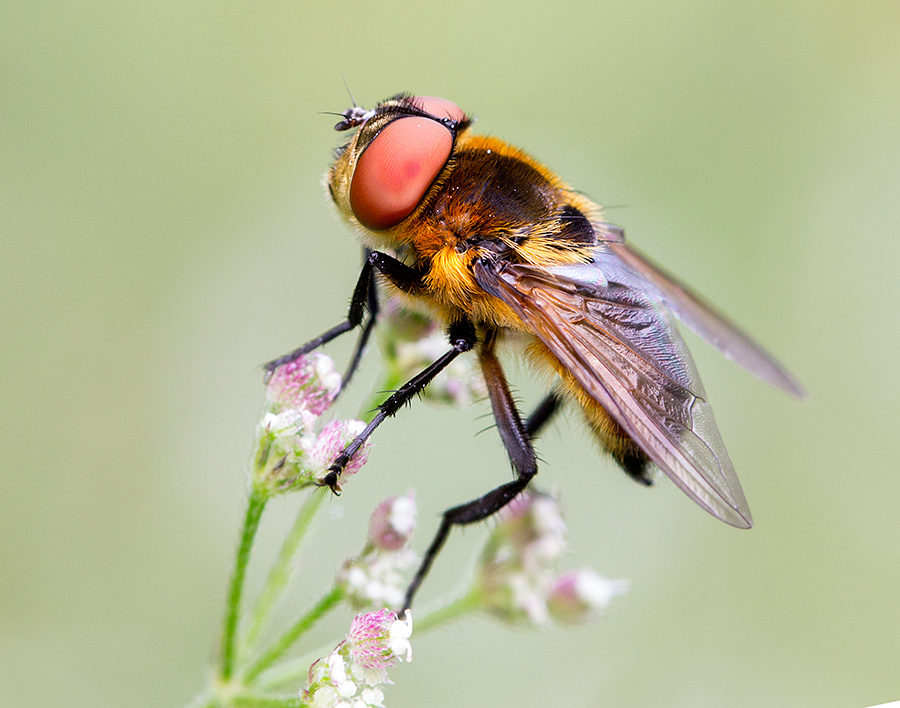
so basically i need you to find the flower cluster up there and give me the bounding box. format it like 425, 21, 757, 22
302, 610, 413, 708
252, 353, 370, 495
193, 300, 633, 708
473, 492, 628, 626
379, 301, 486, 407
337, 493, 420, 610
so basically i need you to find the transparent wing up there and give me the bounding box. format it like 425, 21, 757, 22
607, 239, 805, 398
474, 255, 753, 528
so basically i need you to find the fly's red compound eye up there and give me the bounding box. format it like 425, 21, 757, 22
349, 98, 464, 231
412, 96, 467, 124
349, 118, 451, 231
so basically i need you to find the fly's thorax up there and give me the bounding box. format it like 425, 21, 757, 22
377, 134, 604, 327
417, 135, 603, 266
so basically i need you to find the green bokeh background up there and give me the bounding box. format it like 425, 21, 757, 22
3, 2, 898, 707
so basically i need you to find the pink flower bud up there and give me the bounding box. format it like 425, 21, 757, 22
368, 493, 417, 551
266, 353, 341, 416
309, 419, 370, 490
302, 610, 412, 708
472, 492, 627, 626
547, 569, 629, 624
348, 609, 406, 670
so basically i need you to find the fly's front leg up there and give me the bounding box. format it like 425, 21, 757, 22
322, 318, 478, 491
264, 250, 425, 382
401, 328, 540, 611
341, 251, 380, 388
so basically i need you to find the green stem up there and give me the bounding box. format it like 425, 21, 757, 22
242, 490, 327, 655
414, 590, 482, 634
244, 586, 344, 683
230, 692, 306, 708
220, 488, 268, 682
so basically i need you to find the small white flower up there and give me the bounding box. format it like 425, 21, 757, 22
473, 491, 627, 626
575, 571, 629, 608
389, 495, 416, 538
509, 572, 550, 626
353, 664, 389, 688
528, 496, 568, 562
547, 569, 629, 623
303, 610, 411, 707
308, 684, 339, 708
338, 546, 419, 609
388, 610, 413, 662
315, 355, 343, 397
328, 654, 357, 698
338, 497, 420, 609
360, 686, 385, 707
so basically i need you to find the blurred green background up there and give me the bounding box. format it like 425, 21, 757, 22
3, 1, 899, 706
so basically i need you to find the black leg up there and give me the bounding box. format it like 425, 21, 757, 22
524, 391, 562, 439
401, 328, 539, 611
322, 319, 478, 490
341, 257, 380, 390
264, 251, 424, 379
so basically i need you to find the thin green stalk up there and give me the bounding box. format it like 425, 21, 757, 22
230, 692, 306, 708
220, 488, 268, 682
242, 490, 327, 655
414, 589, 482, 634
244, 586, 344, 683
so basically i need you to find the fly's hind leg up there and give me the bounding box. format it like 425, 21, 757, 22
524, 391, 562, 439
402, 329, 545, 611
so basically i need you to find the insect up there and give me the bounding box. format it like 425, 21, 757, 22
267, 93, 804, 610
